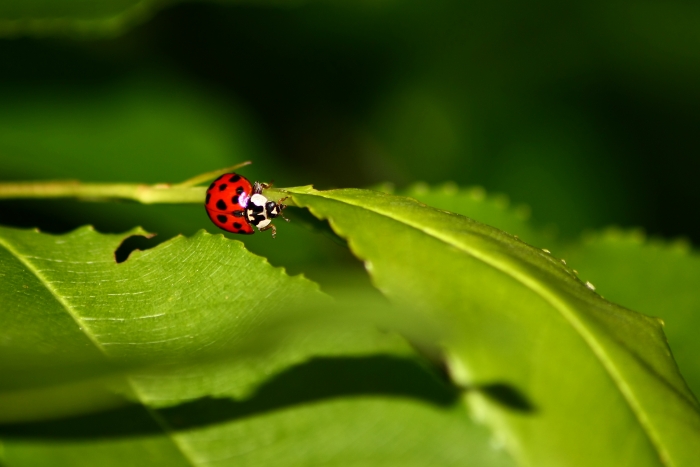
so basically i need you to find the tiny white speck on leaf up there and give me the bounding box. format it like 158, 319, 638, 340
585, 281, 596, 290
542, 249, 551, 254
561, 259, 566, 265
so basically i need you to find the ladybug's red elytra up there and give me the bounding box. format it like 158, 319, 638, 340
205, 173, 289, 238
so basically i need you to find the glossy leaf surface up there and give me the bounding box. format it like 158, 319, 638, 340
562, 228, 700, 398
286, 186, 700, 467
0, 225, 512, 466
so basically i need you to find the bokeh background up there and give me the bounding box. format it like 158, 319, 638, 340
1, 0, 699, 265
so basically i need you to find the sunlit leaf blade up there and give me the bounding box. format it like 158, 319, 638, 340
3, 394, 514, 467
561, 228, 700, 398
0, 225, 328, 416
0, 225, 515, 466
389, 183, 700, 399
3, 407, 194, 467
286, 186, 700, 467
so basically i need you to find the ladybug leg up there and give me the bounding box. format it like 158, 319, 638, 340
258, 223, 277, 239
253, 181, 274, 194
278, 199, 291, 222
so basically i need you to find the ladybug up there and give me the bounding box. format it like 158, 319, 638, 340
205, 173, 289, 238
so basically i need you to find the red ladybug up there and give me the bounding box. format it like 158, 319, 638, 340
205, 173, 289, 238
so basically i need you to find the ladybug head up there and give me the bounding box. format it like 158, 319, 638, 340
265, 197, 289, 221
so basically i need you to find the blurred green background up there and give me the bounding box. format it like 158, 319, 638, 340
1, 0, 699, 251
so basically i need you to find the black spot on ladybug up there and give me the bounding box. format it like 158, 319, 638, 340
233, 222, 242, 229
233, 210, 245, 218
250, 213, 266, 225
206, 193, 211, 204
219, 184, 228, 192
230, 174, 241, 182
216, 199, 227, 210
217, 215, 227, 223
249, 204, 264, 213
236, 186, 244, 195
208, 182, 216, 191
231, 195, 239, 204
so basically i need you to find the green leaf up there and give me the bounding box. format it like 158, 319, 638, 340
286, 186, 700, 467
390, 182, 552, 248
0, 225, 328, 417
561, 228, 700, 398
3, 393, 513, 467
0, 225, 514, 466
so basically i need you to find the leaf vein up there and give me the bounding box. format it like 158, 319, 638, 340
299, 190, 671, 465
0, 236, 203, 467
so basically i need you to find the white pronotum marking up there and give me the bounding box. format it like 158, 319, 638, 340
250, 193, 267, 206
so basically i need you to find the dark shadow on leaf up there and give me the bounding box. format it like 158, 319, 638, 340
0, 404, 160, 439
0, 355, 458, 439
286, 208, 348, 247
114, 234, 160, 263
473, 383, 536, 413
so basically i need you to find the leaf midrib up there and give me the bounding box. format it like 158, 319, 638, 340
0, 235, 200, 467
294, 189, 669, 466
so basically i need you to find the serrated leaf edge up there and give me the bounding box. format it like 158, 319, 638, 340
0, 226, 223, 467
289, 187, 680, 467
